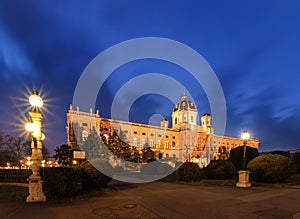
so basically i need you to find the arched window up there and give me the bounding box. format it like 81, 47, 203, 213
175, 117, 177, 125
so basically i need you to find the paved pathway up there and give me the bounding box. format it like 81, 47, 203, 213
1, 181, 300, 219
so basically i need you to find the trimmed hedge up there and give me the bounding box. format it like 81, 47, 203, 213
0, 169, 32, 183
40, 167, 82, 200
80, 159, 112, 190
247, 154, 296, 183
204, 160, 236, 179
176, 162, 203, 182
140, 162, 173, 175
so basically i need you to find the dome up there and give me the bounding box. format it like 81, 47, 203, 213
173, 90, 197, 112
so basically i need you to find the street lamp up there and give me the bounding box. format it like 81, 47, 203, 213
24, 90, 46, 202
236, 130, 251, 188
241, 130, 250, 170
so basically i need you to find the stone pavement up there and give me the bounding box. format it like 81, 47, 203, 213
1, 181, 300, 219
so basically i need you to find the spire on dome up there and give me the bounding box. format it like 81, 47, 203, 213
181, 89, 187, 101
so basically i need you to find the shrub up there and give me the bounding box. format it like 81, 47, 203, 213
140, 162, 173, 175
80, 159, 112, 190
204, 160, 236, 179
176, 162, 202, 182
0, 169, 32, 183
292, 152, 300, 173
40, 167, 82, 199
247, 154, 296, 183
175, 161, 183, 169
228, 146, 259, 170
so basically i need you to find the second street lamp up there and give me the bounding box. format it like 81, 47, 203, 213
236, 130, 251, 188
241, 130, 250, 170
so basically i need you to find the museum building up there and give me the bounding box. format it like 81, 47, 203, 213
66, 91, 259, 167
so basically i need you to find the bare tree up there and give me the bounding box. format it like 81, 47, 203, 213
6, 136, 30, 167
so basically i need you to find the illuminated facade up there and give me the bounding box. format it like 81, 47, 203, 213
66, 92, 259, 167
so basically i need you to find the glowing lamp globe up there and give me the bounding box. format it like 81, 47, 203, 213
241, 130, 250, 140
29, 91, 43, 107
25, 123, 35, 132
25, 122, 39, 134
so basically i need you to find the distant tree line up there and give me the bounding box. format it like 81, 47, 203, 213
0, 130, 50, 167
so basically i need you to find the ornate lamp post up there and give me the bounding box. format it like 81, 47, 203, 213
236, 130, 251, 188
25, 91, 46, 202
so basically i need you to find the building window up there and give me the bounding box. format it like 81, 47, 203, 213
150, 133, 154, 136
158, 134, 161, 137
141, 138, 146, 146
165, 135, 169, 138
158, 140, 161, 148
184, 113, 187, 121
82, 130, 89, 141
150, 140, 154, 147
165, 142, 169, 149
142, 132, 146, 135
124, 130, 128, 133
173, 136, 176, 139
103, 127, 108, 131
175, 117, 177, 124
133, 131, 137, 135
172, 141, 176, 149
132, 138, 137, 146
82, 123, 88, 126
191, 116, 194, 122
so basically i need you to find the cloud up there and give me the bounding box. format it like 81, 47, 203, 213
0, 23, 36, 80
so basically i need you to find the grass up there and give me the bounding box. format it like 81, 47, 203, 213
0, 184, 28, 203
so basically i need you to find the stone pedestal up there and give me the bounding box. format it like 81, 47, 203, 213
236, 170, 251, 188
26, 175, 46, 202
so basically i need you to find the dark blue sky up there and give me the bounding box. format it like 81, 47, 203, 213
0, 1, 299, 154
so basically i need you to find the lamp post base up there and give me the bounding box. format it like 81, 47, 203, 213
236, 170, 251, 188
26, 175, 46, 203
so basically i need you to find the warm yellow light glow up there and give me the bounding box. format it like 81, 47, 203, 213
41, 133, 45, 140
241, 130, 250, 140
25, 123, 34, 132
29, 93, 43, 107
25, 122, 39, 133
72, 160, 77, 165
